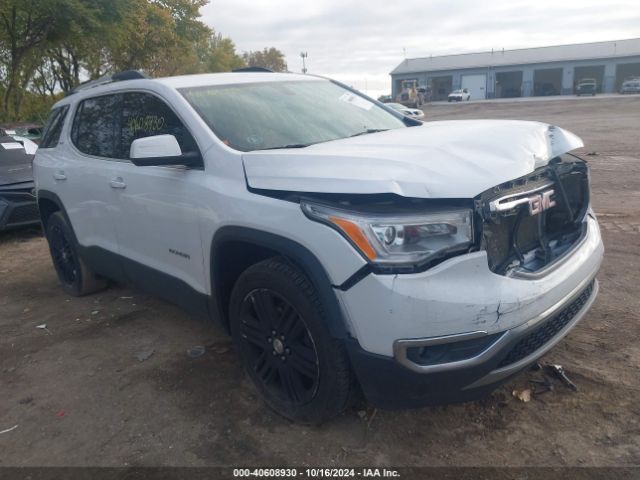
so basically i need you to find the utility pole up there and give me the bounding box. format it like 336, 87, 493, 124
300, 52, 308, 74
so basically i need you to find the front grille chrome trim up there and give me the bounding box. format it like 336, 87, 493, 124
488, 182, 554, 212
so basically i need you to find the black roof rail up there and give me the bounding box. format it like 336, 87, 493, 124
67, 70, 149, 96
232, 66, 274, 73
112, 70, 149, 81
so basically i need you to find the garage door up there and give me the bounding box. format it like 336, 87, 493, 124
461, 74, 486, 100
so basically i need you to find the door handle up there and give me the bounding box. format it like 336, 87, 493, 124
110, 177, 126, 189
53, 171, 66, 181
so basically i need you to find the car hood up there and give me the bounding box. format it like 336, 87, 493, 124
0, 136, 35, 186
242, 120, 583, 198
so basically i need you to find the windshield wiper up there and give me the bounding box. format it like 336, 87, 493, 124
348, 128, 389, 138
259, 143, 311, 150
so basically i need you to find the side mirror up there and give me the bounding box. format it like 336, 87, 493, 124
129, 134, 201, 167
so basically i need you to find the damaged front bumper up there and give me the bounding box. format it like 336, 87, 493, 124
337, 214, 603, 408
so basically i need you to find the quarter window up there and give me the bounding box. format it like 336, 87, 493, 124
71, 94, 120, 158
40, 105, 70, 149
120, 92, 198, 159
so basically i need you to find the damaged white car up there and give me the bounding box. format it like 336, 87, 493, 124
34, 71, 603, 423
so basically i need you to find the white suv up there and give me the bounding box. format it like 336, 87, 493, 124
34, 70, 604, 423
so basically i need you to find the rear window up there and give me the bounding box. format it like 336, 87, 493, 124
40, 106, 69, 149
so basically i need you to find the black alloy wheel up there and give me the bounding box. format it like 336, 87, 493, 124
49, 222, 79, 287
238, 288, 320, 405
229, 257, 354, 424
45, 212, 107, 296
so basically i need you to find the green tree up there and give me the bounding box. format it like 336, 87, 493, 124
242, 47, 287, 72
198, 33, 245, 73
0, 0, 278, 122
0, 0, 110, 119
107, 0, 215, 77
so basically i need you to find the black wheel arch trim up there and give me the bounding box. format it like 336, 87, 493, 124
36, 190, 78, 243
211, 226, 352, 339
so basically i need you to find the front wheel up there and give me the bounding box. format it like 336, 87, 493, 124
229, 258, 355, 424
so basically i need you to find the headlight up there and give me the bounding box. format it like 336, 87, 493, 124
301, 201, 473, 266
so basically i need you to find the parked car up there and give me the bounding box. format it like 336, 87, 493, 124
34, 70, 603, 423
576, 78, 597, 96
448, 88, 471, 102
620, 79, 640, 94
15, 125, 43, 144
0, 134, 40, 231
386, 102, 425, 119
377, 95, 393, 103
1, 123, 43, 144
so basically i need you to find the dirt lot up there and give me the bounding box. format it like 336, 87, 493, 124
1, 96, 639, 467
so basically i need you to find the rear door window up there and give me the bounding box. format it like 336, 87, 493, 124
71, 94, 120, 158
119, 92, 198, 159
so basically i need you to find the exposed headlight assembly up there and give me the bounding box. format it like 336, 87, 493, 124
301, 201, 473, 267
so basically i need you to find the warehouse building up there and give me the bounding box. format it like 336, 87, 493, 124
391, 38, 640, 101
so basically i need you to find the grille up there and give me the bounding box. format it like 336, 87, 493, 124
0, 192, 35, 202
497, 281, 595, 368
6, 203, 40, 225
480, 159, 590, 274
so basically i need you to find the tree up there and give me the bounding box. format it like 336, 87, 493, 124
0, 0, 108, 116
198, 33, 245, 73
0, 0, 124, 119
0, 0, 286, 122
106, 0, 217, 77
242, 47, 287, 72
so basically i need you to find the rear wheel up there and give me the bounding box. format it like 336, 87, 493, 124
229, 258, 354, 424
45, 212, 107, 296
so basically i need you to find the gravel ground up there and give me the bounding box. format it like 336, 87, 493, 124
1, 95, 639, 467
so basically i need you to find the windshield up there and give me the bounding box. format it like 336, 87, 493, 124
180, 79, 406, 151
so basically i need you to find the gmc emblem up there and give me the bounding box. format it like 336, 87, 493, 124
529, 189, 556, 216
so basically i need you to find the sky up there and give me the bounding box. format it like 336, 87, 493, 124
200, 0, 640, 99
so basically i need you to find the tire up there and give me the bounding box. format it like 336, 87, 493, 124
229, 257, 354, 424
45, 212, 107, 296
